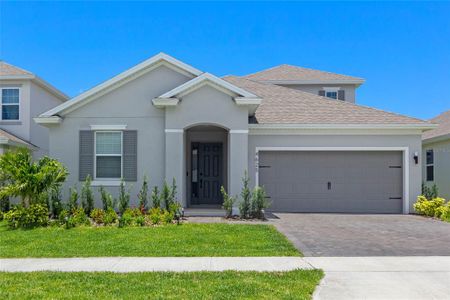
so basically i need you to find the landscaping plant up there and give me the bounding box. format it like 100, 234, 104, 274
81, 175, 94, 215
103, 208, 118, 225
239, 171, 252, 219
220, 186, 235, 218
118, 179, 130, 215
251, 186, 270, 219
50, 185, 63, 218
149, 207, 162, 225
414, 195, 445, 217
422, 183, 439, 200
99, 186, 114, 211
151, 186, 160, 209
0, 148, 68, 208
90, 208, 106, 224
160, 181, 172, 210
4, 204, 49, 229
138, 175, 149, 212
68, 186, 79, 211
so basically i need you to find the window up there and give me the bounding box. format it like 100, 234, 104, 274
95, 131, 122, 179
426, 149, 434, 182
325, 91, 338, 99
1, 88, 20, 120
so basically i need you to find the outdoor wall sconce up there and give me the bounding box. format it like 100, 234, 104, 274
413, 152, 419, 164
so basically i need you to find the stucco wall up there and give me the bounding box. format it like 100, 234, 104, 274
248, 134, 422, 213
422, 140, 450, 200
49, 65, 192, 205
278, 83, 357, 103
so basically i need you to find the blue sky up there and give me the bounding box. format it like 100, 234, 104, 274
1, 1, 449, 119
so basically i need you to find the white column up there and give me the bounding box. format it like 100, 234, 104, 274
165, 129, 185, 207
228, 130, 248, 199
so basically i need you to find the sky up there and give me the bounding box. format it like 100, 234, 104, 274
1, 1, 449, 120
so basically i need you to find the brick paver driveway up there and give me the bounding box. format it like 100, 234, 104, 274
273, 214, 450, 256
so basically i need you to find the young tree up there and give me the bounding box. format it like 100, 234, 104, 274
138, 175, 149, 212
251, 186, 270, 219
68, 186, 78, 211
170, 178, 177, 204
99, 186, 114, 211
0, 148, 68, 207
151, 186, 160, 209
118, 179, 130, 215
161, 181, 171, 210
239, 171, 251, 219
50, 185, 63, 218
81, 175, 94, 215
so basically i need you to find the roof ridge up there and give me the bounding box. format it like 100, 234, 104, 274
242, 64, 287, 78
279, 64, 364, 80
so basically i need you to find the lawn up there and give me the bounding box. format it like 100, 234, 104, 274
0, 222, 299, 257
0, 270, 323, 300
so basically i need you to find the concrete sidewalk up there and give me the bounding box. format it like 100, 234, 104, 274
306, 256, 450, 300
0, 257, 313, 272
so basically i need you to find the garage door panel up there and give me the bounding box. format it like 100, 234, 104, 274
259, 151, 403, 214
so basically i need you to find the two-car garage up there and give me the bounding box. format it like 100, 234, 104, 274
258, 150, 404, 214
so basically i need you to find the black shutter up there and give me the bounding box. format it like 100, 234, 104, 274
79, 130, 94, 181
338, 90, 345, 101
123, 130, 137, 181
318, 90, 325, 97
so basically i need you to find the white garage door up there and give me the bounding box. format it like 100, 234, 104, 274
258, 151, 403, 213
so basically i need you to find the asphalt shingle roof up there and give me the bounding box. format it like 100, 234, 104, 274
0, 61, 32, 76
423, 110, 450, 140
244, 64, 364, 82
223, 76, 428, 125
0, 128, 35, 147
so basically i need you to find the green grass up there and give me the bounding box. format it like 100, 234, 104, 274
0, 270, 323, 300
0, 222, 299, 257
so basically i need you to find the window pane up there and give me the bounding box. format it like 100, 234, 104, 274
326, 91, 337, 99
426, 150, 434, 165
2, 105, 19, 120
96, 132, 121, 154
2, 89, 19, 104
426, 166, 434, 181
96, 156, 121, 178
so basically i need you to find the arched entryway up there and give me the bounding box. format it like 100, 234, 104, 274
185, 124, 228, 207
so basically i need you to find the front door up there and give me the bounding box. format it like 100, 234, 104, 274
191, 143, 223, 205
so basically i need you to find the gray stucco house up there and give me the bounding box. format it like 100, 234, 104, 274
35, 53, 433, 214
422, 110, 450, 199
0, 61, 68, 158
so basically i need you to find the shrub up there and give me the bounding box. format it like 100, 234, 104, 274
151, 186, 160, 209
127, 207, 143, 217
170, 178, 177, 203
99, 186, 114, 211
0, 211, 3, 221
118, 212, 133, 228
0, 148, 68, 208
438, 204, 450, 222
251, 186, 270, 219
118, 179, 130, 215
160, 181, 172, 210
135, 215, 145, 226
90, 208, 106, 224
162, 210, 174, 224
81, 175, 94, 216
149, 207, 161, 225
68, 186, 78, 212
422, 183, 439, 200
138, 175, 149, 212
220, 186, 235, 218
71, 207, 90, 226
50, 186, 63, 218
104, 208, 118, 225
414, 196, 445, 217
4, 204, 49, 229
239, 171, 251, 219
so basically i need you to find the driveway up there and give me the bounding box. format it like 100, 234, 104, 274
273, 213, 450, 256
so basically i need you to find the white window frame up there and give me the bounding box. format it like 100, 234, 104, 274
426, 149, 434, 182
94, 131, 123, 181
323, 87, 340, 100
1, 87, 20, 121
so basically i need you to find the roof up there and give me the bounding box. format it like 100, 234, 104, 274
423, 110, 450, 143
244, 64, 365, 84
0, 128, 36, 148
39, 52, 202, 117
0, 61, 69, 101
223, 76, 429, 126
0, 61, 32, 76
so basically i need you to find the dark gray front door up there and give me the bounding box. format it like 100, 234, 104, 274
191, 143, 223, 205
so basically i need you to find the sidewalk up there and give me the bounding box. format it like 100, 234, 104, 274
0, 257, 313, 272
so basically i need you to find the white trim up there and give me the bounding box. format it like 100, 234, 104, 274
423, 133, 450, 145
254, 146, 410, 214
249, 123, 436, 130
0, 87, 21, 121
33, 116, 62, 125
0, 74, 68, 101
39, 53, 202, 117
229, 130, 249, 134
91, 180, 122, 187
234, 97, 263, 105
94, 131, 123, 181
158, 73, 258, 99
90, 124, 127, 130
152, 98, 179, 108
323, 87, 340, 91
165, 129, 184, 133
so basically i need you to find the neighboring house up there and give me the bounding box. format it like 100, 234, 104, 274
0, 61, 68, 158
422, 110, 450, 199
35, 53, 433, 214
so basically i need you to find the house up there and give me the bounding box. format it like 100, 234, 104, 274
35, 53, 434, 214
422, 110, 450, 199
0, 61, 68, 157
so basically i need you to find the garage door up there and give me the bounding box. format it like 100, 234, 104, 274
258, 151, 403, 213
